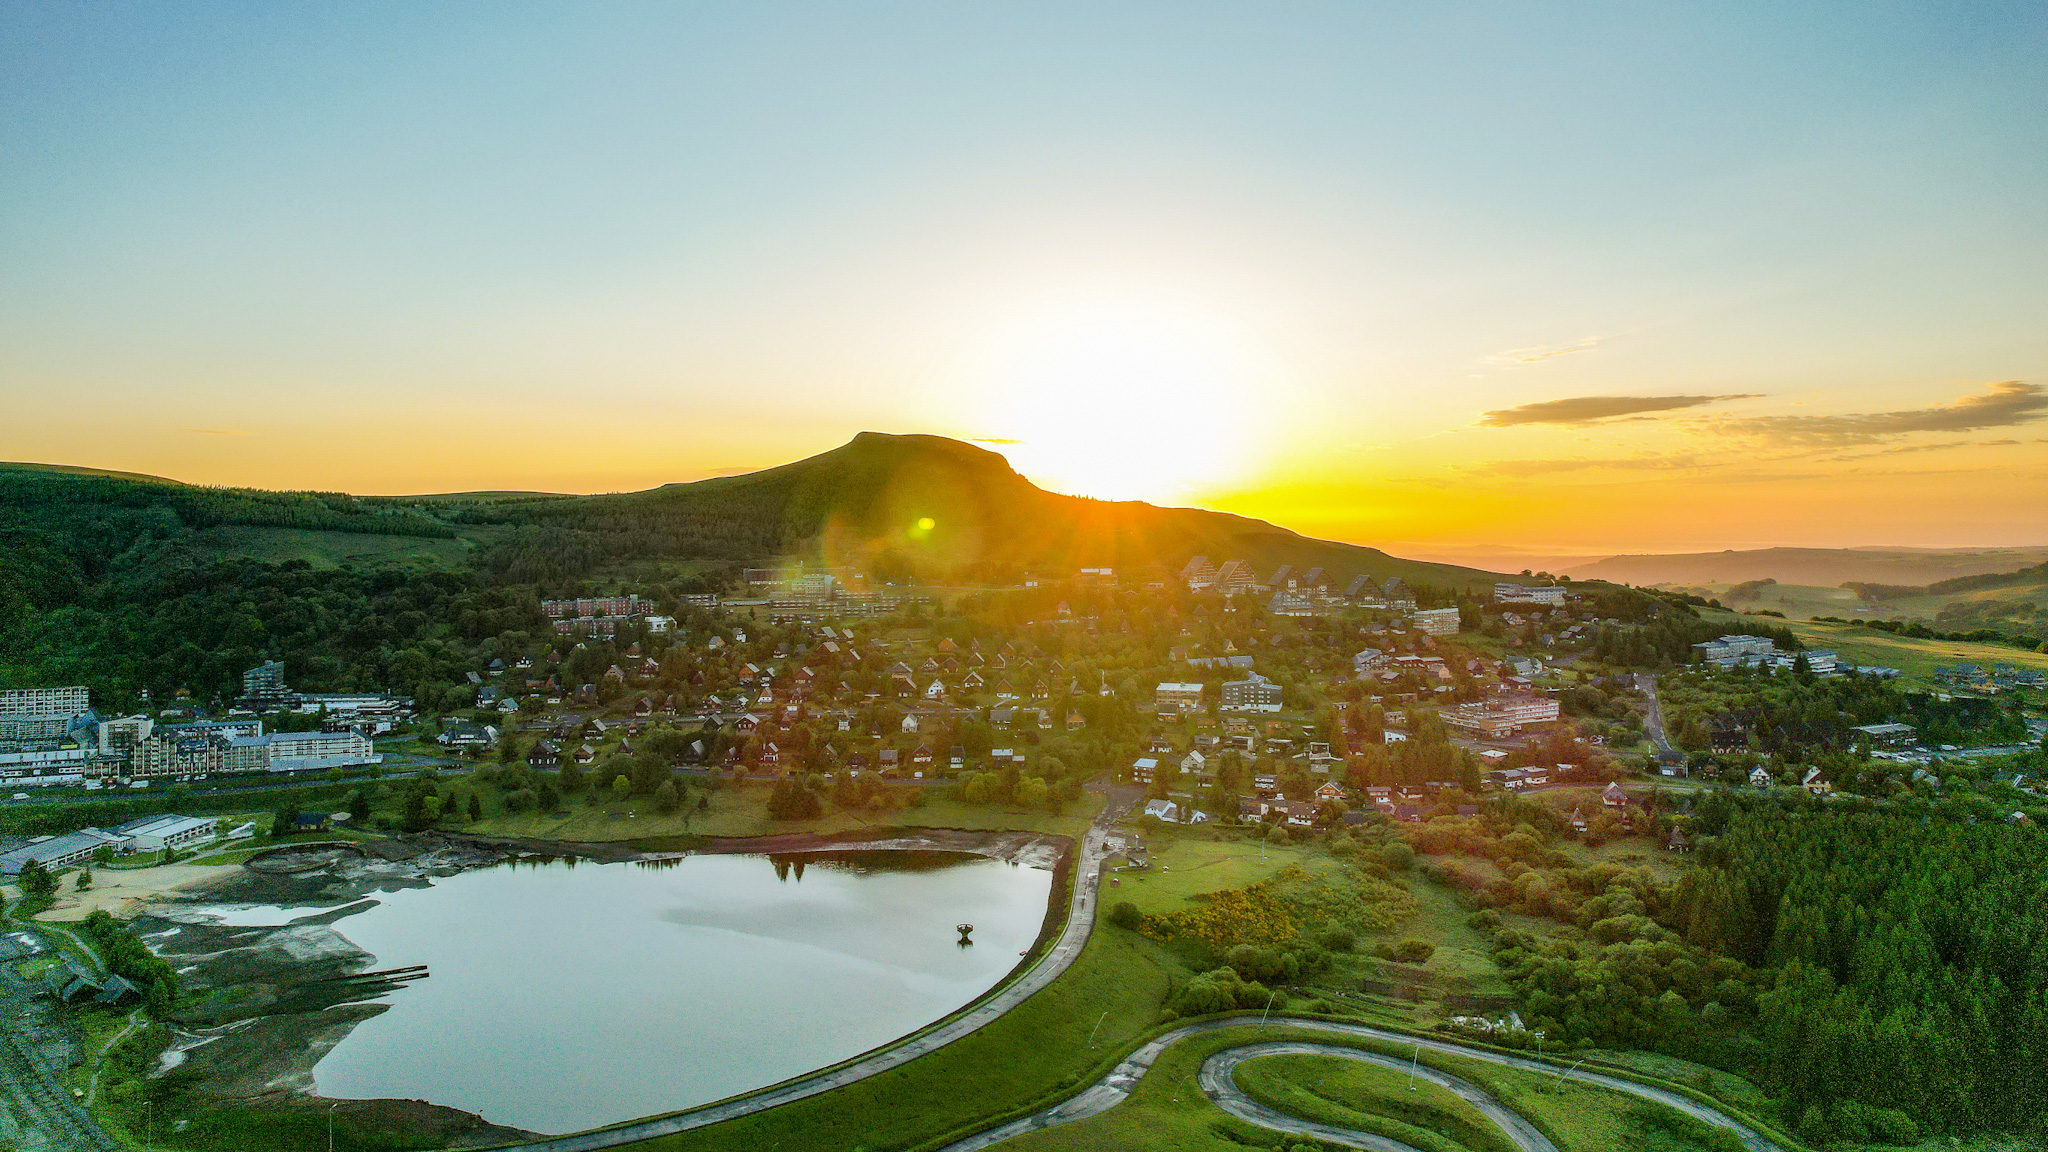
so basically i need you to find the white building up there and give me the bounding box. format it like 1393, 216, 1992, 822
1494, 583, 1566, 606
0, 686, 91, 744
1693, 634, 1779, 668
1220, 672, 1284, 713
1412, 608, 1461, 637
1154, 682, 1205, 713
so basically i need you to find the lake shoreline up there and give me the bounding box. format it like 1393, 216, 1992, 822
141, 827, 1070, 1143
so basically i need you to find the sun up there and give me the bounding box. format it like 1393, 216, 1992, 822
975, 296, 1263, 503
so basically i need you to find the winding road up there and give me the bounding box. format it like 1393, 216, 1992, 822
495, 786, 1782, 1152
504, 789, 1138, 1151
939, 1018, 1784, 1152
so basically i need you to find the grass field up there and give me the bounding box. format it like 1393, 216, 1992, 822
1418, 1050, 1748, 1152
1781, 619, 2048, 685
994, 1028, 1754, 1152
180, 524, 494, 568
1233, 1052, 1520, 1152
1106, 836, 1338, 916
1692, 609, 2048, 687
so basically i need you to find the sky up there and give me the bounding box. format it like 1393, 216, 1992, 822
2, 2, 2045, 555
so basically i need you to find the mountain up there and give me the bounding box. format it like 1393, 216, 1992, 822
0, 433, 1509, 591
448, 432, 1508, 590
1563, 546, 2048, 588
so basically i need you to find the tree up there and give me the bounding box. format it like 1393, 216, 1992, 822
273, 805, 301, 838
467, 793, 482, 822
654, 779, 682, 815
75, 868, 92, 891
558, 757, 584, 793
16, 860, 52, 900
537, 782, 560, 813
610, 774, 633, 801
347, 790, 372, 824
767, 776, 823, 819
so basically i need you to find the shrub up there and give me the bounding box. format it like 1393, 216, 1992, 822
1388, 938, 1435, 963
1379, 841, 1414, 870
1319, 927, 1356, 952
1107, 901, 1142, 930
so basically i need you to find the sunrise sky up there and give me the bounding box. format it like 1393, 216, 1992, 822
3, 3, 2044, 554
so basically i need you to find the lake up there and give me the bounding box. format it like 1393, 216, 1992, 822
204, 850, 1052, 1133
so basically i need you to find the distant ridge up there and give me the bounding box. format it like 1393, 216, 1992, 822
1564, 546, 2048, 588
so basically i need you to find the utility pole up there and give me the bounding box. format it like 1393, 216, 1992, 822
1262, 988, 1279, 1024
1086, 1010, 1109, 1047
1409, 1045, 1420, 1092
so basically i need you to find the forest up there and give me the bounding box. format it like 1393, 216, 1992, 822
1674, 798, 2047, 1137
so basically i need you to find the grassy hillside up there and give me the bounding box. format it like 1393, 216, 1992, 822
1567, 546, 2048, 588
448, 432, 1509, 590
3, 433, 1510, 609
179, 525, 495, 569
1699, 609, 2048, 686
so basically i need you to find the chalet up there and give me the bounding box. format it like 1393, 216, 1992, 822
912, 744, 934, 767
1801, 767, 1833, 796
574, 743, 597, 764
1313, 781, 1346, 803
1665, 826, 1691, 853
1567, 807, 1588, 833
878, 749, 900, 773
1066, 710, 1086, 732
1130, 757, 1158, 785
1600, 782, 1628, 808
527, 739, 560, 767
1281, 802, 1317, 828
1749, 766, 1773, 789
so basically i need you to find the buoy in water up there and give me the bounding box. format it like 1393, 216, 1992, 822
956, 922, 974, 946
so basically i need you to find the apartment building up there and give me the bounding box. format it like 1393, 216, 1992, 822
1412, 607, 1461, 637
0, 686, 91, 744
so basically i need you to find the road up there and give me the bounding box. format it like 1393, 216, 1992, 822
502, 786, 1140, 1152
1200, 1041, 1556, 1152
940, 1017, 1784, 1152
1635, 673, 1680, 761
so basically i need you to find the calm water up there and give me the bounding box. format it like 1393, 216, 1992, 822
206, 851, 1051, 1133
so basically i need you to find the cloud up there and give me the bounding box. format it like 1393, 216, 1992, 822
1465, 454, 1703, 476
1710, 380, 2048, 445
1827, 437, 2027, 461
1482, 338, 1601, 368
1479, 394, 1761, 427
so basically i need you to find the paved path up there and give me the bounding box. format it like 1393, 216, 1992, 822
502, 789, 1138, 1151
938, 1017, 1783, 1152
1198, 1041, 1556, 1152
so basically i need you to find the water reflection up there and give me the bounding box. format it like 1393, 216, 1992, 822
282, 851, 1049, 1134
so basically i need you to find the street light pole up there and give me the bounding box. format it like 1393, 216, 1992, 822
1262, 988, 1279, 1024
1408, 1045, 1420, 1092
